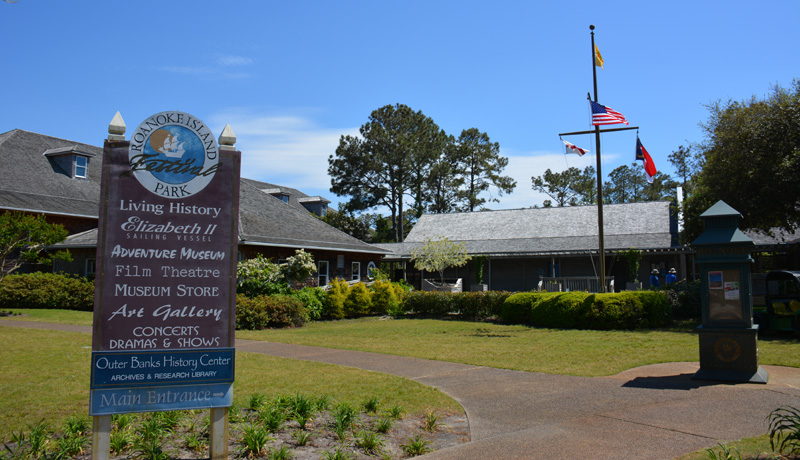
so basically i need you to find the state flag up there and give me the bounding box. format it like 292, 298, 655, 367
594, 44, 604, 68
636, 137, 657, 183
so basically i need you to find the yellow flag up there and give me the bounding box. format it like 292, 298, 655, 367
594, 44, 604, 68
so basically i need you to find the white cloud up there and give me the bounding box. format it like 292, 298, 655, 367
216, 55, 254, 66
208, 109, 356, 194
160, 55, 254, 79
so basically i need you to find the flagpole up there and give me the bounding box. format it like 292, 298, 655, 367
590, 24, 607, 293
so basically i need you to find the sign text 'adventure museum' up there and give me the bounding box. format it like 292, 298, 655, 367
90, 111, 240, 415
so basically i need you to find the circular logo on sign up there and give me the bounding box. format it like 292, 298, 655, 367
128, 111, 219, 198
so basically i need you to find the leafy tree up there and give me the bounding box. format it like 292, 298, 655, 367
604, 163, 677, 204
0, 212, 71, 280
449, 128, 516, 212
319, 205, 376, 242
425, 142, 464, 214
329, 104, 446, 242
667, 145, 701, 195
531, 166, 596, 206
684, 81, 800, 239
410, 237, 471, 283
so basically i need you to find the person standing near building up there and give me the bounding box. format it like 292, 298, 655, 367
649, 269, 660, 288
665, 268, 677, 285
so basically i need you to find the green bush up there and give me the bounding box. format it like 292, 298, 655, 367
235, 295, 271, 330
665, 280, 701, 320
402, 290, 511, 320
291, 287, 326, 320
370, 280, 402, 315
235, 294, 308, 329
529, 292, 589, 329
501, 291, 671, 330
452, 291, 512, 320
0, 272, 94, 310
344, 282, 372, 317
323, 278, 349, 320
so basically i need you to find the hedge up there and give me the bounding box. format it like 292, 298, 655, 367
0, 272, 94, 310
400, 290, 512, 320
500, 291, 671, 330
235, 294, 308, 330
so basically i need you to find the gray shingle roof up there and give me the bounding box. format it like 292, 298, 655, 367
378, 202, 677, 258
0, 129, 102, 217
238, 179, 388, 254
3, 129, 385, 255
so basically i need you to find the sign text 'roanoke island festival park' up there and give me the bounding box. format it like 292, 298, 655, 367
90, 111, 240, 415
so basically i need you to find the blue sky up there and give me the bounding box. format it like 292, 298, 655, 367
2, 1, 797, 210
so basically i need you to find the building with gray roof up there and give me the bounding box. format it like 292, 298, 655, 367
378, 202, 687, 291
0, 129, 388, 284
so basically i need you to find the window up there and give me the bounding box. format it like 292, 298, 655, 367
318, 260, 329, 286
85, 258, 96, 277
278, 194, 289, 203
367, 261, 377, 280
351, 262, 361, 281
74, 155, 88, 178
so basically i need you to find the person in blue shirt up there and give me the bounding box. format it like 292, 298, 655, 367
665, 268, 677, 285
649, 269, 660, 288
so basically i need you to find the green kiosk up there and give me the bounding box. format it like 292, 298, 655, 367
692, 201, 768, 383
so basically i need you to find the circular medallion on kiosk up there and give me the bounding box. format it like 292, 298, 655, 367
713, 337, 742, 363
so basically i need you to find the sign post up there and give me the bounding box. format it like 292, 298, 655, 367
91, 112, 240, 458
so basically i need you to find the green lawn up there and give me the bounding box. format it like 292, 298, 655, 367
5, 310, 800, 376
3, 308, 93, 326
238, 317, 800, 377
0, 326, 460, 440
675, 434, 778, 460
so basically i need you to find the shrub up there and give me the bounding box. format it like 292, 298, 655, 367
263, 295, 308, 328
281, 249, 316, 286
666, 280, 701, 320
236, 295, 271, 330
452, 291, 512, 320
370, 280, 401, 315
237, 255, 283, 297
291, 287, 326, 320
0, 272, 94, 310
404, 291, 454, 317
344, 282, 372, 317
501, 291, 671, 330
529, 292, 589, 329
323, 278, 349, 319
235, 294, 308, 329
500, 292, 542, 325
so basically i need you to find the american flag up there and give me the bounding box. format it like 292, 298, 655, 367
590, 101, 629, 126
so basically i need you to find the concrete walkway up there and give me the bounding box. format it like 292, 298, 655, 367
4, 319, 800, 459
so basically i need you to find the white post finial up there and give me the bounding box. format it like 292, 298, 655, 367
219, 124, 237, 151
108, 112, 126, 141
